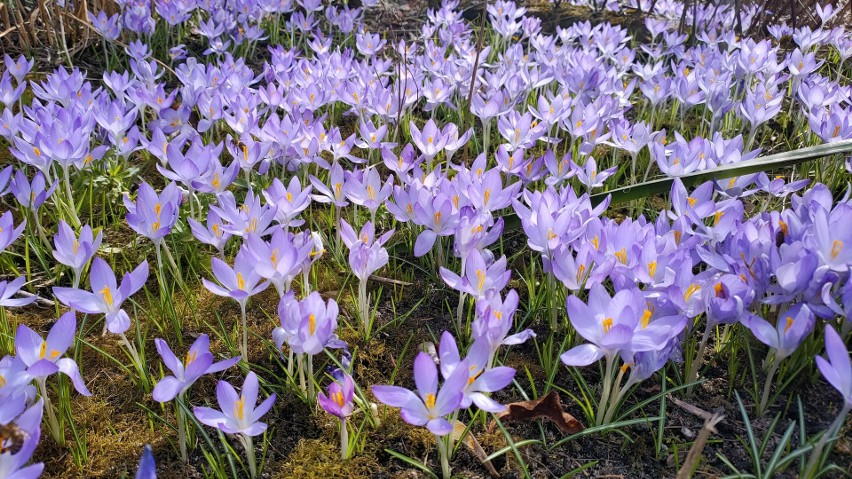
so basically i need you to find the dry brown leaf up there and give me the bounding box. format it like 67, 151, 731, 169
452, 420, 499, 477
490, 390, 585, 435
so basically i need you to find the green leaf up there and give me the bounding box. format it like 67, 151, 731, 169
590, 139, 852, 206
384, 448, 438, 478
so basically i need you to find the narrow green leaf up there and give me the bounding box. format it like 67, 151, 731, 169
591, 140, 852, 206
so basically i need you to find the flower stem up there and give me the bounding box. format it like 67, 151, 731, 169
177, 392, 188, 462
241, 434, 258, 479
437, 434, 452, 479
38, 377, 65, 446
358, 279, 369, 337
685, 324, 711, 396
240, 302, 248, 364
758, 357, 781, 416
803, 404, 851, 478
595, 355, 616, 426
339, 417, 349, 460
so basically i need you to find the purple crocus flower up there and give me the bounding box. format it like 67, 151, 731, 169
203, 250, 268, 361
0, 276, 36, 308
135, 445, 157, 479
124, 181, 181, 246
318, 372, 356, 419
815, 325, 852, 409
242, 230, 311, 296
438, 332, 514, 412
152, 334, 241, 402
3, 54, 33, 84
53, 258, 149, 335
410, 119, 450, 163
440, 249, 511, 300
339, 220, 393, 281
743, 303, 815, 362
53, 220, 102, 288
188, 209, 231, 259
274, 291, 343, 356
371, 351, 468, 436
0, 211, 25, 253
561, 284, 686, 367
263, 177, 312, 230
202, 252, 269, 307
0, 399, 44, 479
194, 371, 276, 436
10, 170, 57, 211
16, 311, 91, 396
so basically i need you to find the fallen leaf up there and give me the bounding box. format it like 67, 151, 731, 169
490, 391, 584, 435
452, 421, 499, 477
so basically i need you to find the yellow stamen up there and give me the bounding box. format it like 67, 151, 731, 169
648, 261, 657, 277
640, 309, 652, 329
100, 286, 113, 306
602, 318, 613, 334
237, 272, 245, 291
684, 284, 701, 301
687, 197, 697, 207
831, 240, 843, 259
234, 396, 245, 422
73, 240, 79, 255
614, 248, 628, 265
367, 185, 376, 200
308, 313, 316, 335
783, 316, 794, 334
212, 172, 221, 190
185, 350, 197, 367
424, 393, 436, 409
483, 188, 492, 206
332, 390, 345, 407
334, 182, 343, 199
476, 270, 486, 291
713, 211, 724, 225
576, 264, 586, 282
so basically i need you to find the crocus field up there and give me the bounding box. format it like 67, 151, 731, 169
1, 0, 852, 477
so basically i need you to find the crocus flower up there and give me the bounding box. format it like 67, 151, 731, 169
15, 311, 91, 396
318, 372, 356, 419
371, 351, 468, 436
53, 258, 149, 335
743, 303, 815, 362
0, 211, 25, 253
203, 250, 268, 361
194, 371, 277, 436
561, 284, 686, 367
275, 292, 343, 356
124, 181, 181, 245
242, 230, 311, 296
52, 220, 102, 288
135, 445, 157, 479
10, 169, 57, 211
438, 332, 514, 412
804, 324, 852, 477
0, 276, 36, 308
440, 249, 511, 300
0, 399, 44, 479
152, 334, 240, 402
188, 209, 231, 259
202, 252, 269, 307
263, 177, 312, 230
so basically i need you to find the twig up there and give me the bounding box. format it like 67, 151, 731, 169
667, 393, 717, 422
676, 413, 725, 479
